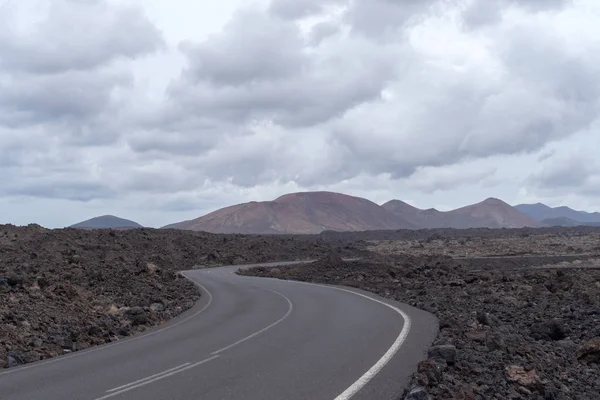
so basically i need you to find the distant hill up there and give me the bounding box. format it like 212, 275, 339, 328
383, 198, 544, 229
163, 191, 414, 234
515, 203, 600, 224
70, 215, 143, 230
449, 198, 544, 228
541, 216, 600, 227
382, 200, 458, 229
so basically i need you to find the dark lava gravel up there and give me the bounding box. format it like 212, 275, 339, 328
240, 252, 600, 400
0, 224, 334, 369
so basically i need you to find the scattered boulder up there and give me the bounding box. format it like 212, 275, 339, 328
404, 386, 430, 400
530, 319, 569, 341
576, 338, 600, 364
476, 310, 500, 326
7, 351, 23, 368
125, 307, 144, 316
427, 345, 457, 365
485, 331, 506, 351
505, 365, 544, 391
416, 360, 443, 386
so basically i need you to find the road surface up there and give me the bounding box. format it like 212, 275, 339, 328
0, 262, 438, 400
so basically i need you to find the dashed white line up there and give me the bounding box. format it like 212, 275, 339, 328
105, 363, 191, 393
93, 356, 219, 400
210, 285, 293, 355
91, 284, 292, 398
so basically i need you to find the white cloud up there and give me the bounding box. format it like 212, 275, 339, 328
2, 0, 600, 228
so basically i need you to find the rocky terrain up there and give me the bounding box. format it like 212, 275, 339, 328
240, 245, 600, 399
3, 222, 599, 399
368, 231, 600, 258
0, 224, 334, 368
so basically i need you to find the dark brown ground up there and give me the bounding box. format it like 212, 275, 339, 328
240, 236, 600, 399
0, 224, 334, 368
2, 224, 600, 400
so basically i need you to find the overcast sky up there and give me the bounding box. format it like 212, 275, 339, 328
1, 0, 599, 228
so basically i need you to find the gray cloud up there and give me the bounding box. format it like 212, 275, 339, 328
462, 0, 504, 28
269, 0, 347, 19
179, 9, 306, 86
324, 10, 600, 180
0, 0, 165, 203
5, 180, 116, 202
407, 166, 498, 193
345, 0, 437, 38
164, 8, 398, 131
308, 21, 341, 45
129, 0, 600, 192
1, 0, 599, 221
0, 0, 163, 74
510, 0, 572, 12
528, 150, 597, 190
463, 0, 574, 29
0, 0, 164, 150
0, 69, 131, 129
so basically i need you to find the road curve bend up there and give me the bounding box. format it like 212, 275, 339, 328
0, 262, 438, 400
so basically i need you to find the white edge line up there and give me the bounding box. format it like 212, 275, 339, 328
93, 356, 219, 400
0, 274, 213, 377
251, 276, 411, 400
331, 287, 411, 400
210, 285, 294, 355
106, 362, 191, 393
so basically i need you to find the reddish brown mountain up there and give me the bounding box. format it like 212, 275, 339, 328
163, 191, 414, 234
383, 198, 544, 229
382, 200, 452, 229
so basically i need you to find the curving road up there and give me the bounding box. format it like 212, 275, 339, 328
0, 262, 438, 400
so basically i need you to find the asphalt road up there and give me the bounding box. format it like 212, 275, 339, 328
0, 262, 438, 400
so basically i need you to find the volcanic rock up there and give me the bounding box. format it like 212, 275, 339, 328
577, 338, 600, 364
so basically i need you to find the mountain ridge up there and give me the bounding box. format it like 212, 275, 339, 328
515, 203, 600, 223
163, 191, 415, 234
165, 191, 543, 234
383, 197, 542, 229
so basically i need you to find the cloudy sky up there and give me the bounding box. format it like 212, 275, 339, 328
1, 0, 599, 228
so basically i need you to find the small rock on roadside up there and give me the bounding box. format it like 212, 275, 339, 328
7, 351, 23, 368
428, 345, 457, 365
404, 386, 430, 400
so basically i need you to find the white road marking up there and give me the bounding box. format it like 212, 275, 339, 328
0, 277, 213, 377
93, 356, 219, 400
331, 288, 411, 400
250, 276, 411, 400
5, 262, 409, 400
106, 363, 191, 393
210, 286, 294, 355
